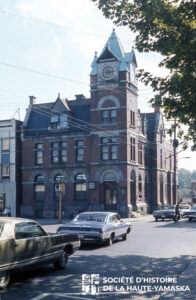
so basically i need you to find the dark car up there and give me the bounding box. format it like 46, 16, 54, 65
57, 212, 132, 246
0, 217, 80, 288
153, 205, 178, 221
183, 205, 196, 221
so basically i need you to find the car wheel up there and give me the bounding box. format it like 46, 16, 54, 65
0, 271, 10, 289
53, 250, 68, 270
122, 233, 127, 241
155, 217, 158, 222
161, 218, 164, 222
106, 234, 114, 246
189, 218, 192, 222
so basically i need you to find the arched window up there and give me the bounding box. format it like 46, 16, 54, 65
75, 173, 87, 201
34, 175, 45, 201
54, 174, 65, 200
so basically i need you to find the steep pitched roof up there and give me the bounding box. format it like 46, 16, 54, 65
23, 97, 91, 137
51, 94, 70, 112
90, 29, 137, 75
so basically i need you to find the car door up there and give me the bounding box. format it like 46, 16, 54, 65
14, 222, 38, 264
14, 222, 49, 265
111, 214, 122, 237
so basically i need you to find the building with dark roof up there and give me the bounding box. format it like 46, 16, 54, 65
21, 30, 175, 218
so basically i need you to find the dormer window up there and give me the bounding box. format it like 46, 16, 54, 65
60, 115, 68, 128
50, 115, 59, 129
49, 114, 68, 129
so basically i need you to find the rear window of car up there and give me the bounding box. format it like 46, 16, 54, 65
76, 214, 107, 222
160, 205, 175, 210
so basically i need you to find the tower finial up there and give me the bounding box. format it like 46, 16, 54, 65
58, 93, 60, 99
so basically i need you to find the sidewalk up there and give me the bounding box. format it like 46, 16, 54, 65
34, 214, 153, 225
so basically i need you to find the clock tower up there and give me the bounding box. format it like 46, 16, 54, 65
89, 29, 139, 216
90, 28, 138, 122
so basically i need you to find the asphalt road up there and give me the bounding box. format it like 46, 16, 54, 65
1, 217, 196, 300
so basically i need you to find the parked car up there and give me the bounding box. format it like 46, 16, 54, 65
183, 205, 196, 221
153, 205, 179, 221
57, 212, 132, 246
179, 203, 191, 217
0, 217, 80, 288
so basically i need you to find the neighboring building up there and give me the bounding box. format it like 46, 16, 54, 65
0, 119, 22, 216
21, 30, 174, 218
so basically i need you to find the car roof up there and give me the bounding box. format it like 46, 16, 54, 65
0, 217, 37, 225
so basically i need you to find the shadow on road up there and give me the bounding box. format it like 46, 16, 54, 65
154, 219, 196, 230
1, 253, 195, 300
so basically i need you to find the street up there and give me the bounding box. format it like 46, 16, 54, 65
1, 217, 196, 300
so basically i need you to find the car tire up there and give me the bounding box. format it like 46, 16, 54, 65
189, 218, 192, 222
53, 250, 68, 270
155, 217, 158, 222
161, 218, 164, 222
122, 233, 127, 241
106, 234, 114, 246
0, 271, 11, 289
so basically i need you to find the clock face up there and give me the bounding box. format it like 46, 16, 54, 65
101, 66, 114, 80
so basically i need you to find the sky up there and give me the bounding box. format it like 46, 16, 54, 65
0, 0, 195, 171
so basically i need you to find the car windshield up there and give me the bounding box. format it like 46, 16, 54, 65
160, 205, 175, 210
75, 214, 107, 222
180, 205, 189, 209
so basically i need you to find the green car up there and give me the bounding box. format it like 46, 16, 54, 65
0, 217, 80, 288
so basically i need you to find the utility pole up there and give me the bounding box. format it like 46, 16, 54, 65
173, 119, 178, 205
58, 181, 65, 224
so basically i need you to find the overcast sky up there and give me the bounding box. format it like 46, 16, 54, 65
0, 0, 195, 171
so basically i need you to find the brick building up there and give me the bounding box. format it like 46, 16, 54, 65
21, 30, 175, 218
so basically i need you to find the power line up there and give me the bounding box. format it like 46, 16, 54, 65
0, 61, 88, 86
0, 9, 135, 47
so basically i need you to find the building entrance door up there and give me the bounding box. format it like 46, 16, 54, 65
104, 181, 117, 210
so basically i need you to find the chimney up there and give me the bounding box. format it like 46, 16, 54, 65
75, 94, 86, 101
29, 96, 36, 105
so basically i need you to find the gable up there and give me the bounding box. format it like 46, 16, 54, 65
97, 47, 118, 62
51, 98, 70, 113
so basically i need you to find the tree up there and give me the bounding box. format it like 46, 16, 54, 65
91, 0, 196, 148
178, 168, 196, 193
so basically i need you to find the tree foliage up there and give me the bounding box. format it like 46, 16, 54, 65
179, 168, 196, 193
91, 0, 196, 147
